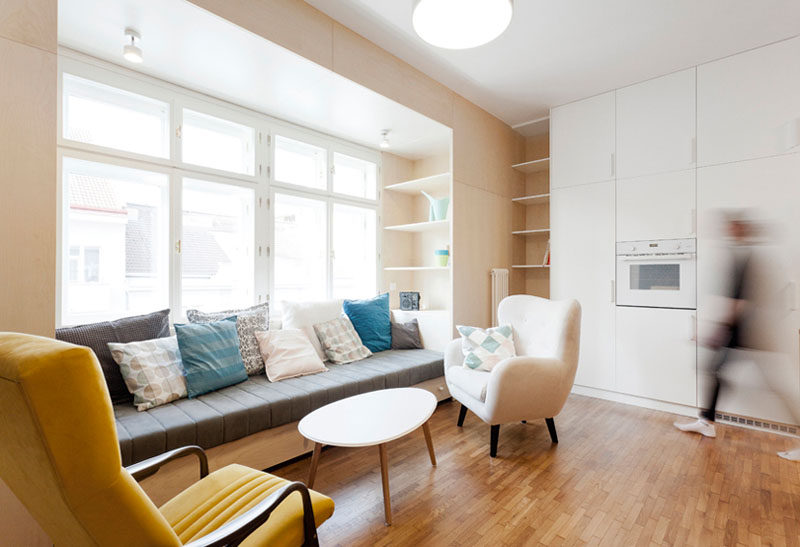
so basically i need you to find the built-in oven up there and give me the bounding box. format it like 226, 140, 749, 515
616, 238, 696, 309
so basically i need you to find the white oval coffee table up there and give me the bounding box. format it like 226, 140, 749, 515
298, 387, 437, 525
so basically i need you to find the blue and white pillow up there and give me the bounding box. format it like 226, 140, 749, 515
456, 325, 516, 371
174, 317, 248, 398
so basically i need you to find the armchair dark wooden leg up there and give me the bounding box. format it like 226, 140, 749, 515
490, 425, 500, 457
457, 404, 468, 427
545, 418, 558, 443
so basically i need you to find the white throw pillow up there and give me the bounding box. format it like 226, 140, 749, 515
456, 325, 516, 371
254, 329, 328, 382
281, 299, 343, 361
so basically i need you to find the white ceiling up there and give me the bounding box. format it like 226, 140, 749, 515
58, 0, 451, 159
305, 0, 800, 127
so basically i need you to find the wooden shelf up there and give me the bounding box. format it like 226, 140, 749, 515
384, 172, 451, 195
512, 228, 550, 235
512, 158, 549, 174
512, 193, 550, 205
384, 266, 449, 271
384, 219, 449, 232
512, 265, 550, 269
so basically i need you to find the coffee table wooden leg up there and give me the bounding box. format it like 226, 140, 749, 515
307, 443, 322, 488
378, 443, 392, 526
422, 421, 436, 466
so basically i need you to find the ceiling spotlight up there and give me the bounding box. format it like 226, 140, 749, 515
380, 130, 391, 149
413, 0, 513, 50
123, 28, 143, 64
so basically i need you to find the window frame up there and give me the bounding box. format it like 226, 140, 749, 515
56, 51, 381, 327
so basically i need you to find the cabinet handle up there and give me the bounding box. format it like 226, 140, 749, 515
611, 280, 615, 303
690, 314, 697, 341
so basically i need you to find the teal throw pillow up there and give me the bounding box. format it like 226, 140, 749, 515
343, 293, 391, 353
174, 317, 248, 398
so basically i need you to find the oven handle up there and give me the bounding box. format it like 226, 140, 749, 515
618, 254, 696, 261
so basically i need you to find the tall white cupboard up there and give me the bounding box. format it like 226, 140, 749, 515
551, 36, 800, 422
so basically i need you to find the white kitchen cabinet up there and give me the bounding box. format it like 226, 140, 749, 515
696, 152, 800, 423
615, 306, 697, 406
551, 92, 615, 189
616, 169, 695, 241
551, 180, 615, 390
697, 36, 800, 167
616, 68, 696, 179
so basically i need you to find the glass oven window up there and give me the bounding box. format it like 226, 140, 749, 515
630, 264, 680, 291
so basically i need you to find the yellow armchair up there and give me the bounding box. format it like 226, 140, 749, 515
0, 333, 334, 546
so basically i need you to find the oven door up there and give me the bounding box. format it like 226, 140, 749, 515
616, 253, 696, 309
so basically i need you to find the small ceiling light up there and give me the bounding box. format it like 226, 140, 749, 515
380, 130, 391, 149
123, 28, 143, 64
413, 0, 513, 50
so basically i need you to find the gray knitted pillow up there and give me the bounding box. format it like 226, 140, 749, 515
186, 302, 269, 375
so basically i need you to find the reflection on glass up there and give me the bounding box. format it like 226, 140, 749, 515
182, 109, 255, 175
181, 179, 254, 315
333, 152, 377, 200
274, 193, 327, 303
630, 264, 680, 291
63, 74, 170, 158
332, 203, 376, 299
274, 135, 327, 190
62, 157, 169, 325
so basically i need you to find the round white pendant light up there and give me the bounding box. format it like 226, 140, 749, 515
412, 0, 513, 49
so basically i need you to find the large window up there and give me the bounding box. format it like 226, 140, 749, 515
62, 74, 170, 158
273, 193, 328, 303
61, 157, 169, 326
274, 135, 327, 190
181, 109, 256, 175
333, 152, 377, 200
181, 179, 255, 314
332, 204, 377, 298
58, 62, 380, 326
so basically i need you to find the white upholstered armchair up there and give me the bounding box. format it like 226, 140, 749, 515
444, 295, 581, 457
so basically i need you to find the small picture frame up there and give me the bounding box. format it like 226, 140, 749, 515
399, 291, 420, 311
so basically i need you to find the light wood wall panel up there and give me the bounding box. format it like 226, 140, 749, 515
0, 2, 57, 544
0, 0, 56, 53
331, 23, 454, 127
0, 35, 56, 337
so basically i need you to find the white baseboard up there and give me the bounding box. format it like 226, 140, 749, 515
570, 384, 699, 418
571, 384, 800, 438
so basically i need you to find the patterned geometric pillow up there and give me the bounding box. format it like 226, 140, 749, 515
313, 316, 372, 364
456, 325, 516, 371
186, 302, 268, 376
108, 336, 186, 411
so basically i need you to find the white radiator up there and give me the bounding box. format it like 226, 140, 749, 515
490, 268, 509, 327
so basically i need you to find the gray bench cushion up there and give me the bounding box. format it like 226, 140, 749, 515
115, 349, 443, 465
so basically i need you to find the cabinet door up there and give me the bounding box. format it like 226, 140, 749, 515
698, 36, 800, 166
697, 153, 800, 423
551, 180, 615, 390
615, 307, 697, 406
616, 68, 696, 179
616, 169, 695, 241
551, 92, 615, 189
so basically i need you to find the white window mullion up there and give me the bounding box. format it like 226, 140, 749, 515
327, 199, 334, 300
169, 172, 183, 323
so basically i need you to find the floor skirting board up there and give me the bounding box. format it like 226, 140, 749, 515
571, 384, 800, 438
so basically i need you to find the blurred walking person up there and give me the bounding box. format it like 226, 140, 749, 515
674, 211, 800, 460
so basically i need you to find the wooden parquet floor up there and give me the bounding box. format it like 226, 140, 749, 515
274, 394, 800, 546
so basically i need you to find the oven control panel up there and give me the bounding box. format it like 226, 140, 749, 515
616, 238, 696, 256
